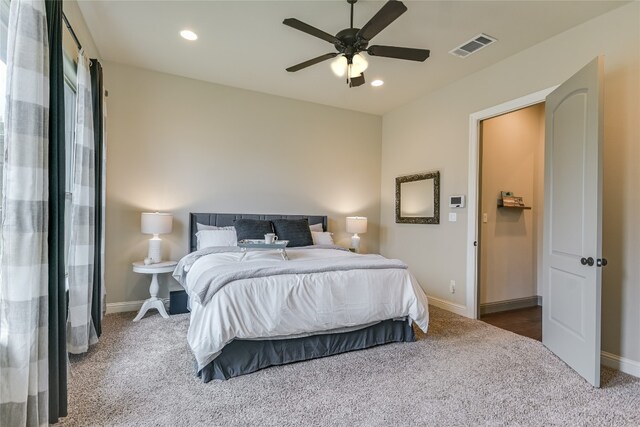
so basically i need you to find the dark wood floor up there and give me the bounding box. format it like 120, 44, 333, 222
481, 306, 542, 341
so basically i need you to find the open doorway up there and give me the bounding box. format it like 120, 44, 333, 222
467, 59, 603, 386
477, 103, 545, 341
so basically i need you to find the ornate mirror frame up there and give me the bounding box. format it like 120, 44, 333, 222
395, 171, 440, 224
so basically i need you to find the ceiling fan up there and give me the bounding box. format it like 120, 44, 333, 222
283, 0, 430, 88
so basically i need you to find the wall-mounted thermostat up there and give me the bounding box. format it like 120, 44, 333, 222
449, 195, 466, 208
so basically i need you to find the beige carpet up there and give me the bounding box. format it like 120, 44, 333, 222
59, 306, 640, 426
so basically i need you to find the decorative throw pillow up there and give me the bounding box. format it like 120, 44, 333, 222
271, 218, 314, 247
196, 229, 238, 249
196, 223, 235, 232
311, 231, 334, 245
309, 222, 324, 232
234, 219, 274, 241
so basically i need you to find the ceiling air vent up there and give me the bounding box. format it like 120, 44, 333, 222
449, 33, 497, 58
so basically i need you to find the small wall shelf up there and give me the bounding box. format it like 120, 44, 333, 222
498, 204, 532, 210
497, 199, 532, 209
498, 192, 531, 210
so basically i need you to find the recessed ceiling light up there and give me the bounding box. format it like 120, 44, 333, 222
180, 30, 198, 41
371, 80, 384, 87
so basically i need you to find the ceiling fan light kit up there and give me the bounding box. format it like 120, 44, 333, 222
284, 0, 430, 88
331, 53, 368, 78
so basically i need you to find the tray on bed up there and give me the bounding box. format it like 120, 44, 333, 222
237, 239, 289, 249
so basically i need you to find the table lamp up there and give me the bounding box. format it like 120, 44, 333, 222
141, 212, 173, 263
346, 216, 367, 253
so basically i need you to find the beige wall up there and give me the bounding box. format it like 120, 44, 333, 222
380, 2, 639, 363
63, 1, 100, 59
103, 62, 382, 304
479, 104, 544, 304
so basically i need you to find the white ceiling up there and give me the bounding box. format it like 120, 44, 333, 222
78, 0, 626, 115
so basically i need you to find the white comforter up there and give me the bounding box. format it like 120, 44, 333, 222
181, 247, 429, 369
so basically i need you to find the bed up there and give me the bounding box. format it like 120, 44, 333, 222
176, 212, 429, 381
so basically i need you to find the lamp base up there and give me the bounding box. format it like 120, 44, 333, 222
148, 236, 162, 263
351, 234, 361, 253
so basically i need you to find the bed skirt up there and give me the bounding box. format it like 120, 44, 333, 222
197, 319, 415, 382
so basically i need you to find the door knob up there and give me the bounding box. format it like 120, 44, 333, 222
581, 257, 594, 266
597, 258, 608, 267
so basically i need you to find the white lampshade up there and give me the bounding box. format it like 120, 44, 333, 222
141, 212, 173, 235
349, 53, 368, 77
331, 55, 348, 77
346, 216, 368, 234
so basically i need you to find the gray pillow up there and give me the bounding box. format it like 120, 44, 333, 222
271, 218, 313, 247
234, 219, 273, 241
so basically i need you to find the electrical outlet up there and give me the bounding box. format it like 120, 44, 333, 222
450, 280, 456, 294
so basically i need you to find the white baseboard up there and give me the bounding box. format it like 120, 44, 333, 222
427, 295, 468, 317
480, 296, 540, 315
601, 351, 640, 378
106, 298, 169, 314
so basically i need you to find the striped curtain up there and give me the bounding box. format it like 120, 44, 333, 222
0, 0, 50, 425
66, 50, 97, 354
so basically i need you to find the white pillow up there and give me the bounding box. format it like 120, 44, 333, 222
196, 229, 238, 249
309, 223, 324, 232
311, 231, 334, 245
197, 222, 235, 232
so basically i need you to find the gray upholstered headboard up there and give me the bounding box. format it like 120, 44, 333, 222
189, 213, 327, 253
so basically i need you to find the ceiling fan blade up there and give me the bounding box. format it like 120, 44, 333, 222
286, 53, 338, 72
283, 18, 341, 46
349, 73, 365, 88
368, 45, 430, 62
356, 0, 407, 42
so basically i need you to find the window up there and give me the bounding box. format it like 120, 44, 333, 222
0, 0, 9, 184
61, 17, 79, 193
0, 60, 5, 165
62, 31, 78, 287
64, 74, 77, 192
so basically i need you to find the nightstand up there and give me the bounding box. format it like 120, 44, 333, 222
132, 260, 177, 322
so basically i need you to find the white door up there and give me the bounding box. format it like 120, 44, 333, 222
543, 56, 604, 387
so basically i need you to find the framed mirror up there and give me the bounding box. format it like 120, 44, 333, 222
395, 171, 440, 224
